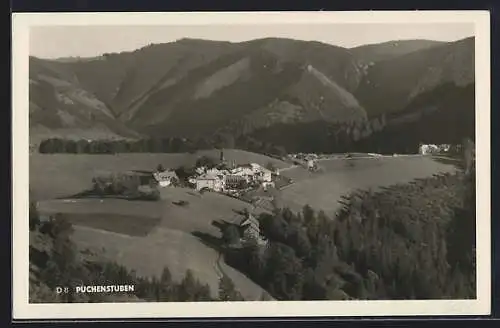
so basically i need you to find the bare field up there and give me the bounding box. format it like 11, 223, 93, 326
280, 156, 458, 215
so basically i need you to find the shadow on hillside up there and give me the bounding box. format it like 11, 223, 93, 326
193, 218, 240, 254
57, 189, 95, 200
191, 231, 224, 254
56, 188, 160, 202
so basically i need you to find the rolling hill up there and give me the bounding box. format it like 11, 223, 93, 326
354, 37, 474, 117
29, 36, 475, 151
29, 57, 143, 146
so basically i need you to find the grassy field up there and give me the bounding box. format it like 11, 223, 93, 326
64, 213, 161, 237
71, 226, 223, 294
35, 187, 271, 300
158, 187, 266, 237
279, 155, 458, 215
36, 198, 164, 217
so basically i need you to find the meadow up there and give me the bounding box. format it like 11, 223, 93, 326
62, 213, 161, 237
34, 184, 271, 300
63, 189, 272, 300
70, 225, 223, 295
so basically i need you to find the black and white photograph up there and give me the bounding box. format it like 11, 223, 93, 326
12, 11, 490, 319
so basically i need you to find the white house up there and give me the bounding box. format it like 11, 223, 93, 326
257, 168, 273, 182
230, 166, 255, 182
231, 165, 254, 176
246, 163, 273, 182
153, 170, 179, 187
196, 174, 224, 192
419, 144, 439, 155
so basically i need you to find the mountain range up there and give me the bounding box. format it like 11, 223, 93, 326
29, 36, 475, 149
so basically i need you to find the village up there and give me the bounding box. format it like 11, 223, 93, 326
151, 150, 279, 197
149, 143, 461, 196
90, 143, 461, 203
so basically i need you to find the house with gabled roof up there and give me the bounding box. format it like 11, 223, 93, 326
153, 170, 179, 187
195, 173, 224, 192
238, 212, 267, 246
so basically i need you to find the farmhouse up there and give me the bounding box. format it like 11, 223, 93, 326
239, 212, 267, 246
229, 163, 273, 183
419, 144, 439, 155
153, 170, 179, 187
195, 174, 224, 192
256, 168, 273, 183
419, 143, 454, 155
231, 165, 255, 181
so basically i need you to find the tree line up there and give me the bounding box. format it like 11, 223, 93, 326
221, 163, 476, 300
37, 134, 287, 158
36, 113, 471, 157
29, 205, 246, 303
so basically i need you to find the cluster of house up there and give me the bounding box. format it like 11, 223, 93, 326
188, 162, 276, 194
418, 143, 452, 155
150, 150, 278, 196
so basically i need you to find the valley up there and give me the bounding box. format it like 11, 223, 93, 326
28, 34, 477, 302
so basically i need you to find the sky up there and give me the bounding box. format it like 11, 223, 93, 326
30, 23, 475, 59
